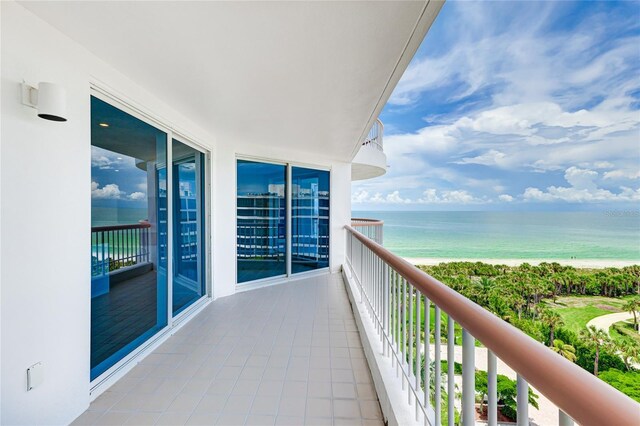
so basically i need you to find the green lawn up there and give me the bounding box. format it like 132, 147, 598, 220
546, 296, 625, 333
610, 320, 640, 345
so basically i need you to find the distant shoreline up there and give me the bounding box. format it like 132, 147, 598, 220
403, 257, 639, 269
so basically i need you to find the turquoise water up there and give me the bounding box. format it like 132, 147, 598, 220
92, 207, 148, 227
352, 211, 640, 261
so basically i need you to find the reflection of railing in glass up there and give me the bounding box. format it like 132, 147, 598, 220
91, 222, 151, 276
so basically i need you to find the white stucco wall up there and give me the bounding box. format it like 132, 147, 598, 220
0, 2, 352, 424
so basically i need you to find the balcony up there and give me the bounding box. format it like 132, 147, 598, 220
74, 273, 383, 426
352, 119, 387, 181
75, 220, 640, 426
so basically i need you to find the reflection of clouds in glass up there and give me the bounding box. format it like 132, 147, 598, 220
128, 192, 146, 201
91, 181, 123, 199
91, 146, 126, 170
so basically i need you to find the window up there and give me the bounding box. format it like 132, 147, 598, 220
292, 167, 330, 273
90, 96, 168, 380
172, 139, 206, 315
236, 160, 330, 284
90, 95, 209, 382
236, 160, 287, 283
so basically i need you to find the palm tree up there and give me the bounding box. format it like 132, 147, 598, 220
622, 297, 640, 331
540, 310, 564, 346
579, 325, 610, 377
551, 339, 577, 362
616, 339, 639, 370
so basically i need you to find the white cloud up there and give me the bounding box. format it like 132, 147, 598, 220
91, 181, 123, 199
603, 169, 640, 180
353, 190, 412, 204
418, 189, 484, 204
353, 2, 640, 207
385, 191, 411, 204
128, 192, 146, 201
564, 166, 598, 190
352, 189, 370, 203
91, 147, 126, 170
389, 2, 639, 111
457, 150, 508, 167
522, 167, 640, 203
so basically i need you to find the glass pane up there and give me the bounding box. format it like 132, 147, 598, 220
90, 96, 168, 381
236, 160, 286, 283
172, 140, 206, 315
292, 167, 330, 273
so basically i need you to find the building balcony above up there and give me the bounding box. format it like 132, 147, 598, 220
352, 119, 388, 181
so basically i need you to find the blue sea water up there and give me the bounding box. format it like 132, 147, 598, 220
352, 211, 640, 261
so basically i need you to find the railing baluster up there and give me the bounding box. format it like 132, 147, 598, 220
488, 350, 498, 426
559, 410, 574, 426
424, 296, 430, 415
401, 277, 407, 390
447, 315, 455, 426
396, 272, 401, 377
462, 329, 475, 426
409, 285, 414, 405
435, 305, 441, 426
383, 263, 389, 357
517, 374, 529, 426
415, 287, 421, 421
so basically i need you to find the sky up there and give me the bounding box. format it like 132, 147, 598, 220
91, 146, 149, 209
352, 0, 640, 211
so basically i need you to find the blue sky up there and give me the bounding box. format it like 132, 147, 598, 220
352, 1, 640, 211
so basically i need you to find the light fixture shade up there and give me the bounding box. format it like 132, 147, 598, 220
37, 82, 67, 122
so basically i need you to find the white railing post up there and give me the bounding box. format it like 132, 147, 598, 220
401, 278, 407, 390
424, 296, 430, 415
447, 316, 455, 426
434, 306, 442, 426
409, 286, 414, 405
415, 289, 421, 421
559, 409, 574, 426
517, 374, 529, 426
383, 263, 389, 357
488, 350, 498, 426
462, 329, 475, 426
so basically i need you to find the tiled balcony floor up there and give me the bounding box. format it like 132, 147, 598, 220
74, 273, 383, 426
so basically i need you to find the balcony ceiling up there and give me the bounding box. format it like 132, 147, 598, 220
18, 1, 441, 161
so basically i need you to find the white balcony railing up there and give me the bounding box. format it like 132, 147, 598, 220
363, 118, 384, 151
344, 225, 639, 426
351, 218, 384, 245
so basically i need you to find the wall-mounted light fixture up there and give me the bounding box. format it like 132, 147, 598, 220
21, 82, 67, 122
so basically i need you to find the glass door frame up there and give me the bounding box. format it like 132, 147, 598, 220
235, 155, 331, 290
171, 136, 212, 323
89, 85, 212, 393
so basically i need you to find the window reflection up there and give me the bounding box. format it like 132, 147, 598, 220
236, 160, 287, 283
172, 139, 206, 315
90, 96, 167, 380
292, 167, 330, 273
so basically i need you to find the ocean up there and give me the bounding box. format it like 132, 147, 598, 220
352, 211, 640, 261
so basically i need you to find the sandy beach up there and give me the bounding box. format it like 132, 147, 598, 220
403, 257, 639, 269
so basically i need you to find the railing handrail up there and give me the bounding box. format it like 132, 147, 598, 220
91, 222, 151, 232
345, 225, 640, 426
351, 218, 384, 226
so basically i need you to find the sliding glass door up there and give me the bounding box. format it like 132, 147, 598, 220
292, 167, 330, 273
90, 96, 168, 380
236, 160, 329, 284
236, 160, 287, 283
172, 139, 206, 315
90, 95, 208, 382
